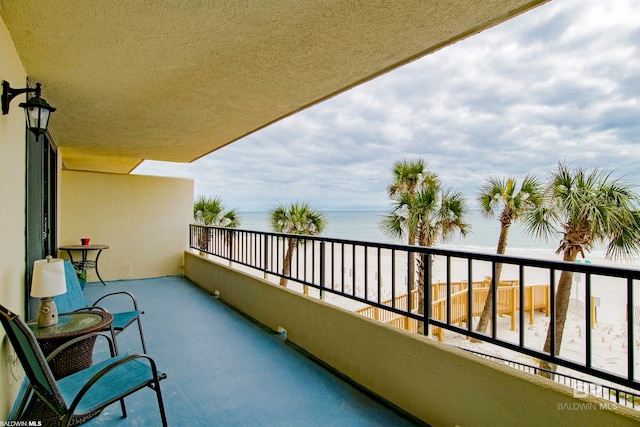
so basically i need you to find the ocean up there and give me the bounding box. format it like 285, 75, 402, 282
239, 210, 575, 256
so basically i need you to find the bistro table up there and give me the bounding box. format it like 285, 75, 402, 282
59, 244, 109, 286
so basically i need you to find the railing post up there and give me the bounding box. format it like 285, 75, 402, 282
519, 264, 525, 347
320, 241, 325, 300
263, 234, 269, 281
228, 229, 234, 267
467, 258, 473, 335
510, 287, 516, 331
425, 252, 432, 337
491, 262, 498, 339
407, 249, 415, 313
549, 269, 556, 359
627, 276, 634, 383
585, 271, 592, 369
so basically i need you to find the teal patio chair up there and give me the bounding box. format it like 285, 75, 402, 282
56, 260, 147, 354
0, 304, 168, 427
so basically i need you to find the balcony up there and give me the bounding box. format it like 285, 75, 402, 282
79, 275, 421, 426
179, 225, 640, 425
8, 231, 635, 425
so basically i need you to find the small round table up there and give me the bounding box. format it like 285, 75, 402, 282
59, 244, 109, 286
28, 311, 114, 378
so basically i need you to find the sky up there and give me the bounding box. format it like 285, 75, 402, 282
134, 0, 640, 213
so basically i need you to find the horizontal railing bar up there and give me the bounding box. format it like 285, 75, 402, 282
190, 224, 640, 279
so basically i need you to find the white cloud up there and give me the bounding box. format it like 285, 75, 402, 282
135, 0, 640, 212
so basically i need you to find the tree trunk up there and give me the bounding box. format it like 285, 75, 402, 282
415, 252, 433, 334
198, 227, 211, 255
279, 237, 296, 287
408, 232, 416, 291
539, 248, 577, 374
416, 253, 426, 315
475, 224, 510, 335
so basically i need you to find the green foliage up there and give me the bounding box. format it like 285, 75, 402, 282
381, 159, 469, 247
523, 163, 640, 260
268, 202, 326, 236
193, 195, 241, 228
477, 175, 544, 225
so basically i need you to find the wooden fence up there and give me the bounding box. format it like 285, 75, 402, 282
355, 278, 550, 341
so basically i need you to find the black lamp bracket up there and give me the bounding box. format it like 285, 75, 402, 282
2, 81, 42, 115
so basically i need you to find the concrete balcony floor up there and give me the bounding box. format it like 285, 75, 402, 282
80, 275, 425, 426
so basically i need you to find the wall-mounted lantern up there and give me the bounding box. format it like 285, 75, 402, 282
2, 81, 56, 135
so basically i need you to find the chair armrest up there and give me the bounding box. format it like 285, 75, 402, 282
65, 306, 109, 314
92, 291, 142, 312
67, 353, 165, 416
45, 332, 117, 361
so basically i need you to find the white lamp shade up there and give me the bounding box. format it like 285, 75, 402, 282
31, 258, 67, 298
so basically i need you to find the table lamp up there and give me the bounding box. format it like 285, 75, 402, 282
31, 256, 67, 327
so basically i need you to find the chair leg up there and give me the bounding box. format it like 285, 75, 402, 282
154, 379, 168, 427
108, 324, 120, 355
136, 318, 148, 354
105, 328, 127, 418
120, 398, 128, 419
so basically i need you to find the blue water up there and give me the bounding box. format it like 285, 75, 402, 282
238, 210, 563, 254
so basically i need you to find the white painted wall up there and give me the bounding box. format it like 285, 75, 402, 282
0, 16, 28, 420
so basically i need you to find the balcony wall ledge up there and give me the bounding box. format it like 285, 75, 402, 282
184, 251, 640, 427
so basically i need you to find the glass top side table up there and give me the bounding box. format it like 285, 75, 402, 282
27, 311, 113, 378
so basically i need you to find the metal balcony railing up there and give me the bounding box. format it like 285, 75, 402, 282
189, 224, 640, 400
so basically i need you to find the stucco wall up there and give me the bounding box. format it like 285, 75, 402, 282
60, 170, 193, 280
185, 252, 640, 427
0, 16, 28, 420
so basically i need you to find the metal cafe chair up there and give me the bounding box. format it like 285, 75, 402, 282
56, 260, 147, 354
0, 304, 168, 427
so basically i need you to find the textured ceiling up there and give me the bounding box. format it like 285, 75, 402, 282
1, 0, 547, 174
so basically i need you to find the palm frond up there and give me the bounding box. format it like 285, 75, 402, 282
268, 202, 326, 236
379, 211, 406, 241
543, 162, 640, 259
522, 205, 557, 242
194, 195, 241, 228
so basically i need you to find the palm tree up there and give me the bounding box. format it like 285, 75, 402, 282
269, 202, 327, 287
193, 195, 240, 255
475, 175, 543, 335
387, 159, 438, 288
523, 163, 640, 370
381, 169, 469, 325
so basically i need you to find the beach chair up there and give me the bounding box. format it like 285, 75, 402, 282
0, 304, 168, 427
56, 260, 147, 354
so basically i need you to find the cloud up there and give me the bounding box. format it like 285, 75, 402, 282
135, 0, 640, 212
